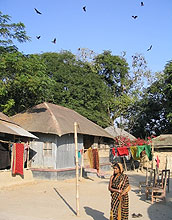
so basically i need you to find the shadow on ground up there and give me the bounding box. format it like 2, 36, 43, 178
147, 200, 172, 220
127, 171, 172, 220
84, 206, 108, 220
53, 187, 76, 215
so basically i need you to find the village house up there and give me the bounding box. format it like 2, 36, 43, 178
11, 102, 114, 179
152, 134, 172, 172
0, 112, 38, 188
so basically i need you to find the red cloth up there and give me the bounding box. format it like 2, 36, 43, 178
117, 147, 129, 156
156, 155, 160, 168
112, 148, 116, 156
12, 143, 24, 175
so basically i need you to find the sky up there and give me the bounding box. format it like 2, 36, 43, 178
1, 0, 172, 73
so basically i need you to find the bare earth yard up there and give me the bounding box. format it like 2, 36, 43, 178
0, 170, 172, 220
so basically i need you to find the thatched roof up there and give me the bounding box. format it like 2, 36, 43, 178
152, 134, 172, 148
105, 126, 136, 141
11, 102, 113, 139
0, 112, 37, 139
0, 112, 14, 124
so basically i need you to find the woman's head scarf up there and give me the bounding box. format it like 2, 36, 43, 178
112, 162, 124, 173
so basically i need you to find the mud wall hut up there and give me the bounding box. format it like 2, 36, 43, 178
152, 134, 172, 172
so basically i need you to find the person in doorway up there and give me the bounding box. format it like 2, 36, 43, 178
108, 163, 131, 220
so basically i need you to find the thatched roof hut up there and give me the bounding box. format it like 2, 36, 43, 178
11, 103, 113, 179
11, 102, 113, 138
0, 112, 37, 140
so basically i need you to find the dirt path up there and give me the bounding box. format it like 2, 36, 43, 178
0, 170, 171, 220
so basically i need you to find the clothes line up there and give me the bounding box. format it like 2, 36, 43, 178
0, 139, 14, 144
110, 144, 152, 161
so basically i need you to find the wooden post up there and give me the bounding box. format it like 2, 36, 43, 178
165, 155, 168, 170
11, 143, 14, 174
151, 142, 154, 183
27, 140, 30, 168
151, 142, 154, 169
123, 156, 127, 171
74, 122, 79, 216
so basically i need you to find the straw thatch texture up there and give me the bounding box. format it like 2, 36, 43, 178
105, 126, 136, 140
0, 112, 37, 139
11, 102, 113, 138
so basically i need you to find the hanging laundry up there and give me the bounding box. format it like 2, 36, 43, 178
92, 148, 100, 172
136, 145, 152, 160
136, 145, 145, 158
78, 150, 81, 158
144, 145, 152, 160
155, 155, 160, 168
117, 147, 129, 156
12, 143, 24, 176
87, 147, 94, 168
130, 146, 140, 160
112, 147, 116, 156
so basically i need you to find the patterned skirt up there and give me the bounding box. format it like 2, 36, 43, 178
110, 192, 129, 220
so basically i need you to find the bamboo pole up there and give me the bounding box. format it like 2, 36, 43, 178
27, 140, 30, 168
74, 122, 80, 216
151, 142, 154, 183
151, 142, 154, 169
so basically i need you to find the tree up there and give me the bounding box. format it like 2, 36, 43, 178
0, 49, 54, 115
40, 51, 113, 127
0, 11, 30, 45
127, 72, 172, 138
163, 61, 172, 124
93, 50, 134, 125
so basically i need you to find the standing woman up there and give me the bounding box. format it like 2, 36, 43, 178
108, 163, 131, 220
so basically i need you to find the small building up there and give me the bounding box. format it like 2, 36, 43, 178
0, 112, 37, 188
11, 102, 114, 179
105, 126, 136, 141
152, 134, 172, 172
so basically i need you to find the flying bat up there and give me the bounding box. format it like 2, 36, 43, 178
83, 6, 86, 12
141, 2, 144, 6
132, 16, 138, 19
147, 45, 152, 51
34, 8, 42, 15
36, 36, 41, 39
52, 38, 56, 44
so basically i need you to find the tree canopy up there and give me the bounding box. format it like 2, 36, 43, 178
0, 11, 30, 46
1, 12, 172, 138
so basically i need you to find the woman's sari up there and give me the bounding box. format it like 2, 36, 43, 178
110, 173, 130, 220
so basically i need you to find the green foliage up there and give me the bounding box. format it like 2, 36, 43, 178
94, 50, 130, 95
163, 61, 172, 123
0, 48, 54, 115
0, 11, 30, 46
127, 72, 172, 138
40, 51, 113, 127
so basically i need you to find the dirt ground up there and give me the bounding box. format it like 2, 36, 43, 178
0, 170, 172, 220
